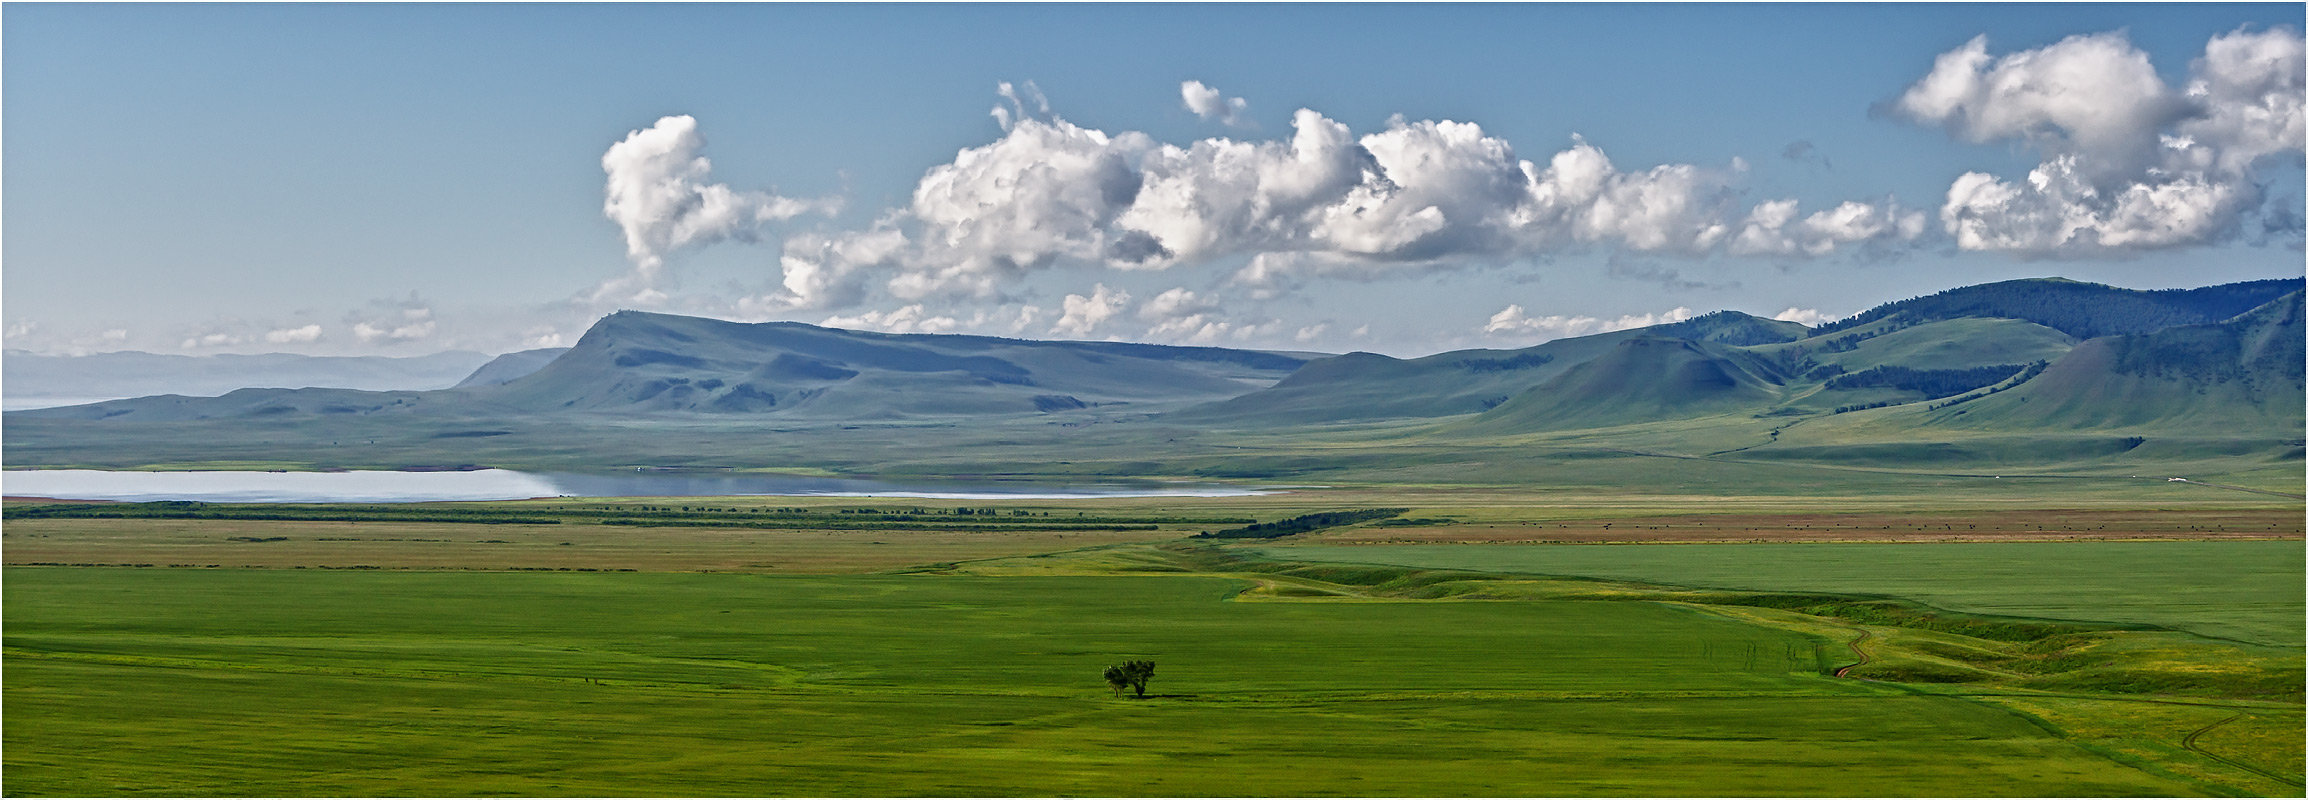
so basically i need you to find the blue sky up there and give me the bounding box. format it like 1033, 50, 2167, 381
5, 3, 2302, 357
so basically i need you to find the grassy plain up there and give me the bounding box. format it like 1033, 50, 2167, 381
9, 402, 2302, 497
1255, 540, 2307, 646
0, 568, 2247, 797
3, 492, 2302, 796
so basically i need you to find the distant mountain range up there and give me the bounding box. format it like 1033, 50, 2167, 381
5, 276, 2301, 481
19, 312, 1319, 423
1, 350, 497, 411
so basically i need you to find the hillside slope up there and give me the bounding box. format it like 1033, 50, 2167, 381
1177, 311, 1806, 425
18, 312, 1319, 422
454, 348, 571, 388
1812, 277, 2300, 340
2, 350, 493, 410
1923, 291, 2305, 431
1458, 336, 1791, 433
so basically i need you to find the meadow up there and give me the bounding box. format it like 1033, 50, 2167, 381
3, 492, 2301, 796
1255, 540, 2307, 646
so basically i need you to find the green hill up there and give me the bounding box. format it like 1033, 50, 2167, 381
1458, 336, 1790, 433
453, 348, 570, 388
1923, 291, 2305, 431
1177, 311, 1805, 425
6, 278, 2299, 485
1813, 277, 2300, 340
1758, 317, 2076, 373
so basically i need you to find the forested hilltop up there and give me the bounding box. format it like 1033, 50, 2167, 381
1810, 277, 2302, 339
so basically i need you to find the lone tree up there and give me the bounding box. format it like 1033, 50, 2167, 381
1102, 660, 1156, 698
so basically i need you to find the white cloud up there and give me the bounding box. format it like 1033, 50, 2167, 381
1481, 304, 1696, 342
181, 331, 244, 349
264, 324, 324, 345
1731, 198, 1928, 257
820, 304, 963, 335
1773, 307, 1838, 327
2181, 27, 2308, 175
751, 224, 910, 313
745, 86, 1923, 312
991, 80, 1052, 132
5, 321, 37, 342
1898, 28, 2305, 254
1181, 80, 1249, 126
352, 320, 434, 344
348, 297, 439, 344
596, 114, 834, 304
1050, 283, 1131, 338
523, 327, 567, 349
99, 329, 129, 343
1893, 32, 2184, 175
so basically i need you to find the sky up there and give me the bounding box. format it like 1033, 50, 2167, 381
4, 3, 2303, 358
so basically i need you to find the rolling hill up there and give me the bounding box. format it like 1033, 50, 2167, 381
1810, 277, 2301, 340
453, 348, 570, 388
1923, 290, 2305, 431
1176, 310, 1807, 425
17, 312, 1319, 422
1, 350, 494, 411
1458, 336, 1792, 432
4, 276, 2298, 484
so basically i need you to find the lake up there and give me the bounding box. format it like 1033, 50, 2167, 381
0, 469, 1278, 503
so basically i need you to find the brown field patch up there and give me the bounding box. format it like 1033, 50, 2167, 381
0, 518, 1178, 574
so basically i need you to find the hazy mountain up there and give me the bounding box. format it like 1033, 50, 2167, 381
471, 311, 1315, 418
1177, 310, 1806, 425
453, 348, 571, 388
18, 312, 1318, 422
2, 350, 495, 411
5, 277, 2299, 479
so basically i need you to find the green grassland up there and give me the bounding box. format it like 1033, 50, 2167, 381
0, 567, 2266, 797
1254, 540, 2307, 646
4, 494, 2302, 796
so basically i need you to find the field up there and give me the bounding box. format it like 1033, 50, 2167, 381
4, 492, 2302, 796
1255, 540, 2306, 645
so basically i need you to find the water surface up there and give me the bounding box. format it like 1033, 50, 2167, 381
1, 469, 1275, 503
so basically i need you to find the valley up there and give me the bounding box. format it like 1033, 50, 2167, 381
4, 491, 2300, 796
4, 275, 2301, 796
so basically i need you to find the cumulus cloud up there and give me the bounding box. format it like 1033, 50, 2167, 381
1131, 286, 1280, 344
1730, 198, 1929, 257
820, 304, 964, 335
1050, 283, 1131, 338
264, 324, 324, 345
1896, 27, 2305, 254
597, 114, 834, 303
1182, 80, 1249, 126
348, 297, 438, 344
5, 320, 37, 342
180, 331, 245, 349
754, 85, 1923, 313
1481, 304, 1696, 342
1773, 307, 1839, 327
522, 327, 567, 349
991, 81, 1052, 132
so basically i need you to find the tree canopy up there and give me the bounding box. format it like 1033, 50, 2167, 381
1103, 660, 1155, 698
